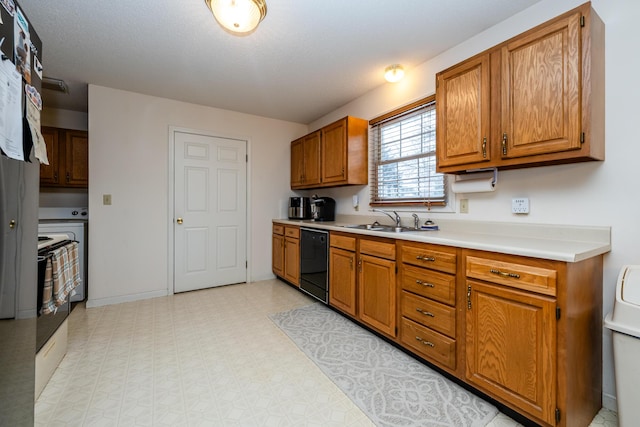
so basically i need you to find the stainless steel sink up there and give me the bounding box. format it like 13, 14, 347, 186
340, 224, 422, 233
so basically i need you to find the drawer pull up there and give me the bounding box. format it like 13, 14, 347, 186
416, 308, 435, 317
490, 268, 520, 279
416, 279, 435, 288
416, 255, 436, 262
415, 336, 435, 347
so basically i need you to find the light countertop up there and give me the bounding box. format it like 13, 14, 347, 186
273, 216, 611, 263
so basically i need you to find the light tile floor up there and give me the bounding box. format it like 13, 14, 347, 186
36, 279, 618, 426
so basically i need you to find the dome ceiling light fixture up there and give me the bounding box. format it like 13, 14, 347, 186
384, 64, 405, 83
204, 0, 267, 35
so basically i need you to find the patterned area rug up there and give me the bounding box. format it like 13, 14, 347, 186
270, 303, 498, 427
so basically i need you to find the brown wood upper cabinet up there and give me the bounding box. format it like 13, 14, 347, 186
40, 127, 89, 188
436, 2, 604, 173
290, 116, 368, 189
290, 131, 321, 188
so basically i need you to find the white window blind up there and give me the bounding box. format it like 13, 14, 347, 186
369, 97, 446, 206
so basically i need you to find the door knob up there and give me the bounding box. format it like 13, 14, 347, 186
9, 219, 16, 229
176, 217, 183, 224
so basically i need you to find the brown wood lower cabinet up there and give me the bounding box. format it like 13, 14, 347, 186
463, 249, 603, 427
357, 238, 397, 338
400, 317, 456, 370
329, 233, 357, 316
272, 224, 300, 287
466, 279, 556, 424
272, 225, 285, 277
318, 229, 604, 427
358, 253, 396, 337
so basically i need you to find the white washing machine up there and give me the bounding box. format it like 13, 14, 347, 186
38, 207, 88, 302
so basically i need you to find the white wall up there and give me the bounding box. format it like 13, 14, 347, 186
87, 85, 307, 307
307, 0, 636, 410
41, 108, 88, 131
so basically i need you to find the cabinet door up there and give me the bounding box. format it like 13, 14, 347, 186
358, 254, 396, 337
436, 54, 491, 168
321, 119, 347, 184
302, 131, 321, 185
329, 247, 356, 316
64, 130, 88, 187
466, 279, 556, 424
284, 237, 300, 286
290, 138, 305, 187
272, 233, 284, 277
39, 127, 61, 186
501, 11, 581, 159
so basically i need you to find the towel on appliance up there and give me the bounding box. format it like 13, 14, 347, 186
41, 242, 81, 315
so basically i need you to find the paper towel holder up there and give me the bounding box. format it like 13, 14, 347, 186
452, 167, 498, 192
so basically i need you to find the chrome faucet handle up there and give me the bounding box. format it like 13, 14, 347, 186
412, 213, 419, 229
392, 211, 401, 227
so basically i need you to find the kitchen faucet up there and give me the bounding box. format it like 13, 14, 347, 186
372, 208, 401, 227
412, 213, 420, 229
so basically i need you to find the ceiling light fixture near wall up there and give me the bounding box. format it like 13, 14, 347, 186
384, 64, 405, 83
204, 0, 267, 35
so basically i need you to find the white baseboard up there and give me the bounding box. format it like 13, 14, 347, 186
602, 392, 617, 412
249, 273, 278, 282
86, 289, 168, 308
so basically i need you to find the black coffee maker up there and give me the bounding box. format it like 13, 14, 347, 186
311, 195, 336, 221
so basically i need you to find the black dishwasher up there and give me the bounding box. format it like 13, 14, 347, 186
299, 228, 329, 303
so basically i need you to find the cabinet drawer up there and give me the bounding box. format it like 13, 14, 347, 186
401, 264, 456, 306
360, 239, 396, 260
401, 317, 456, 370
401, 243, 456, 274
401, 291, 456, 338
466, 255, 557, 296
330, 233, 356, 251
273, 224, 284, 235
284, 226, 300, 239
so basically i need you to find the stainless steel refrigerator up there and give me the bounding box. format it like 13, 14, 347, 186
0, 1, 43, 425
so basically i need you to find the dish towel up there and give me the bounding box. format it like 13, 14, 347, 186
41, 242, 81, 315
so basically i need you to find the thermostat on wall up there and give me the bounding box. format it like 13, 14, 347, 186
512, 198, 530, 214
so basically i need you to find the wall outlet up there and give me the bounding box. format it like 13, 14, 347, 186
512, 198, 529, 214
460, 198, 469, 214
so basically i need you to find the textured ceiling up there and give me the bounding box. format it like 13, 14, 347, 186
18, 0, 541, 124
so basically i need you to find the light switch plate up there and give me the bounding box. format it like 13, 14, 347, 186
460, 199, 469, 214
103, 194, 112, 205
512, 198, 529, 214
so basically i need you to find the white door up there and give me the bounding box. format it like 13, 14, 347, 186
173, 130, 247, 293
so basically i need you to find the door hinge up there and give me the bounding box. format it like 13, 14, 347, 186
246, 260, 248, 269
246, 154, 248, 162
395, 265, 398, 274
580, 15, 585, 27
556, 307, 561, 320
555, 408, 561, 423
580, 132, 585, 144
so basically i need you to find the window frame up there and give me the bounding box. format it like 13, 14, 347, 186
369, 95, 447, 208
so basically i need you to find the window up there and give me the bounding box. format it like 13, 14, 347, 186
369, 96, 446, 206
